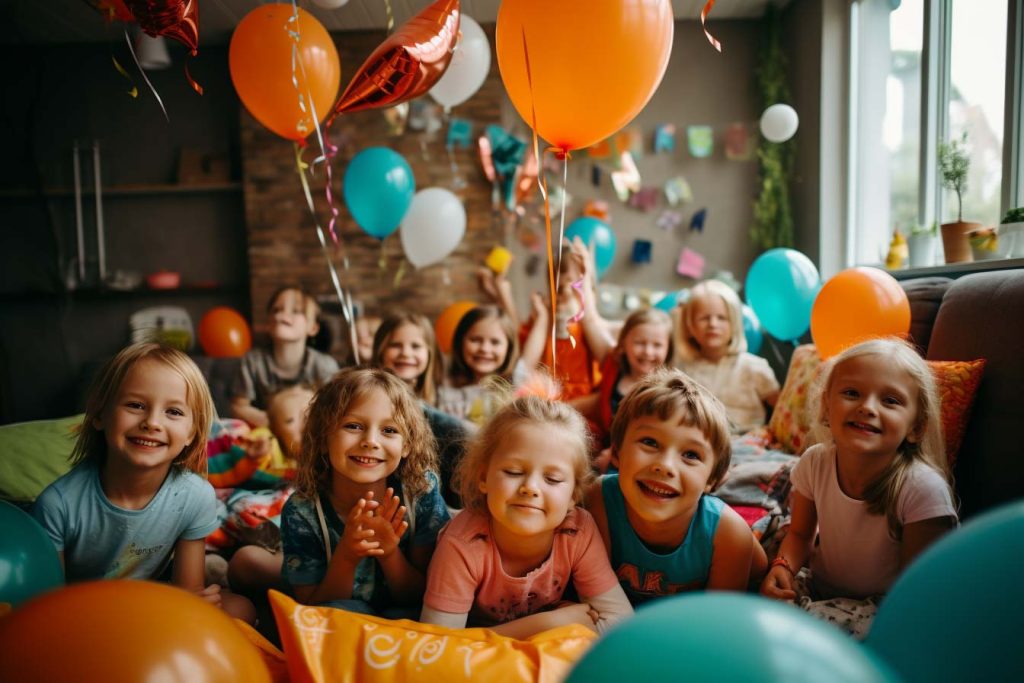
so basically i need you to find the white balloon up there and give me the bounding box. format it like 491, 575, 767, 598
400, 188, 466, 268
429, 16, 491, 109
759, 103, 800, 143
312, 0, 349, 9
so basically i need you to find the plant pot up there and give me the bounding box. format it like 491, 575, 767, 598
999, 221, 1024, 258
940, 221, 979, 264
907, 233, 937, 268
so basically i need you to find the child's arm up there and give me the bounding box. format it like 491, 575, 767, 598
520, 292, 550, 371
230, 397, 269, 428
760, 491, 817, 600
899, 515, 956, 569
478, 267, 520, 326
172, 537, 223, 608
570, 237, 616, 361
490, 603, 598, 639
706, 505, 755, 591
293, 497, 382, 605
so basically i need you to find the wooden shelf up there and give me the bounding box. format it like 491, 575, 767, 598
0, 182, 242, 199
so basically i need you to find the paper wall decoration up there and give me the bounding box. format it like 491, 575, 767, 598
628, 187, 659, 212
615, 128, 644, 158
591, 164, 602, 187
631, 239, 652, 264
409, 100, 442, 133
664, 176, 693, 206
687, 125, 714, 158
676, 247, 706, 279
583, 200, 610, 222
690, 208, 707, 233
724, 122, 754, 160
657, 210, 683, 231
446, 117, 472, 148
654, 124, 676, 153
611, 152, 641, 201
588, 138, 613, 160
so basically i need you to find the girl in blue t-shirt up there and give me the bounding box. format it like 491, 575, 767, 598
281, 366, 450, 616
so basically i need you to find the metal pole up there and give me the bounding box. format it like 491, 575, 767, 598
93, 141, 106, 283
72, 141, 85, 284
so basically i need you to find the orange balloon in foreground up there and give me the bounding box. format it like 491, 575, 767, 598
230, 4, 340, 141
0, 580, 271, 683
199, 306, 252, 357
810, 267, 911, 359
496, 0, 674, 152
435, 301, 477, 355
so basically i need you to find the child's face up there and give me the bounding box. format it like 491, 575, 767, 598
462, 318, 510, 380
480, 423, 578, 540
328, 387, 406, 487
381, 324, 430, 385
825, 354, 920, 461
688, 295, 732, 357
623, 323, 671, 376
613, 410, 716, 536
94, 359, 195, 472
269, 290, 318, 344
268, 389, 314, 458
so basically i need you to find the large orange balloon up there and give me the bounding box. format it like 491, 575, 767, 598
435, 301, 476, 354
496, 0, 674, 152
199, 307, 253, 357
810, 267, 911, 359
0, 580, 271, 682
230, 4, 340, 141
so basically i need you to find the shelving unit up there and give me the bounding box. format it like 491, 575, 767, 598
0, 182, 242, 199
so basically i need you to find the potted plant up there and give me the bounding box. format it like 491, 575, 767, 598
908, 221, 939, 268
937, 132, 979, 263
999, 207, 1024, 258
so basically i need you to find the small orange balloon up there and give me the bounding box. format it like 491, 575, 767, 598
810, 267, 911, 359
199, 307, 252, 357
0, 580, 271, 683
230, 4, 341, 141
496, 0, 674, 152
435, 301, 476, 355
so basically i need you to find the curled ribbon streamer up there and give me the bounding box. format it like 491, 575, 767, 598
184, 58, 203, 95
110, 54, 139, 98
701, 0, 722, 52
384, 0, 394, 33
123, 28, 168, 120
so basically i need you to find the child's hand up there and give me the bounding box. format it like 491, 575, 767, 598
530, 292, 549, 323
243, 434, 272, 460
338, 497, 383, 561
569, 237, 593, 284
196, 583, 223, 609
362, 487, 409, 558
477, 267, 500, 303
760, 566, 797, 601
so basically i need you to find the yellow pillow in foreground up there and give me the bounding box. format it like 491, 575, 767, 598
268, 591, 597, 683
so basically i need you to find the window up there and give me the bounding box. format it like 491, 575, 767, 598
847, 0, 1021, 266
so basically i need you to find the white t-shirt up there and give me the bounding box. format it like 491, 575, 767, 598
676, 352, 779, 433
791, 444, 957, 599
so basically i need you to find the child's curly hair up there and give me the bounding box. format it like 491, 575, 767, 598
294, 366, 438, 501
455, 394, 593, 514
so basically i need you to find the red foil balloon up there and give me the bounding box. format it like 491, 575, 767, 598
326, 0, 460, 125
88, 0, 135, 22
124, 0, 200, 55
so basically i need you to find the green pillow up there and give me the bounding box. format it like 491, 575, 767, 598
0, 415, 82, 503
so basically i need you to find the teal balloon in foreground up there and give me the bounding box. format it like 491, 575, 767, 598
867, 501, 1024, 682
654, 288, 691, 312
566, 593, 895, 683
0, 501, 63, 606
343, 147, 415, 240
565, 216, 616, 279
744, 248, 820, 342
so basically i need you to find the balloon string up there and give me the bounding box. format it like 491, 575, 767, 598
184, 56, 203, 95
123, 28, 168, 121
701, 0, 722, 52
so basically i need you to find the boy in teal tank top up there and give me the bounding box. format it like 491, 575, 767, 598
585, 368, 767, 604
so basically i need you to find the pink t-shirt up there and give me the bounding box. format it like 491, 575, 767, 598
423, 507, 619, 627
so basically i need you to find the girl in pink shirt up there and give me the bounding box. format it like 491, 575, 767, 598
421, 395, 632, 639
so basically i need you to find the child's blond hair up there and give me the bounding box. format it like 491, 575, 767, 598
811, 337, 954, 538
294, 367, 437, 501
372, 313, 444, 406
609, 367, 732, 487
676, 280, 746, 362
448, 305, 519, 388
455, 395, 593, 514
71, 342, 213, 475
614, 308, 674, 374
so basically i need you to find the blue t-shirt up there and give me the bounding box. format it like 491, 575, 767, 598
32, 462, 219, 581
601, 473, 723, 605
281, 471, 450, 608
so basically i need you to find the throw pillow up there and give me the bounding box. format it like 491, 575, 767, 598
268, 590, 597, 683
767, 345, 824, 454
0, 415, 80, 503
929, 358, 985, 467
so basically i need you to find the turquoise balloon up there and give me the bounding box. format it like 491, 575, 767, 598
0, 501, 63, 606
742, 304, 764, 354
343, 147, 415, 239
867, 501, 1024, 682
568, 594, 895, 683
744, 248, 820, 342
654, 288, 690, 312
565, 217, 616, 279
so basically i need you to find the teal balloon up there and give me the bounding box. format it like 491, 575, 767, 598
565, 217, 616, 279
742, 304, 764, 354
744, 248, 820, 342
343, 147, 415, 239
0, 501, 63, 606
567, 594, 895, 683
867, 501, 1024, 682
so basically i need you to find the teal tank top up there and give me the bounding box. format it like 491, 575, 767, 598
601, 473, 723, 605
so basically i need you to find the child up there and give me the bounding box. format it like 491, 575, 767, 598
280, 367, 450, 616
32, 342, 255, 622
585, 368, 762, 605
421, 395, 633, 639
372, 313, 469, 507
675, 280, 779, 434
231, 286, 340, 427
571, 308, 674, 465
760, 338, 957, 637
436, 305, 546, 426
